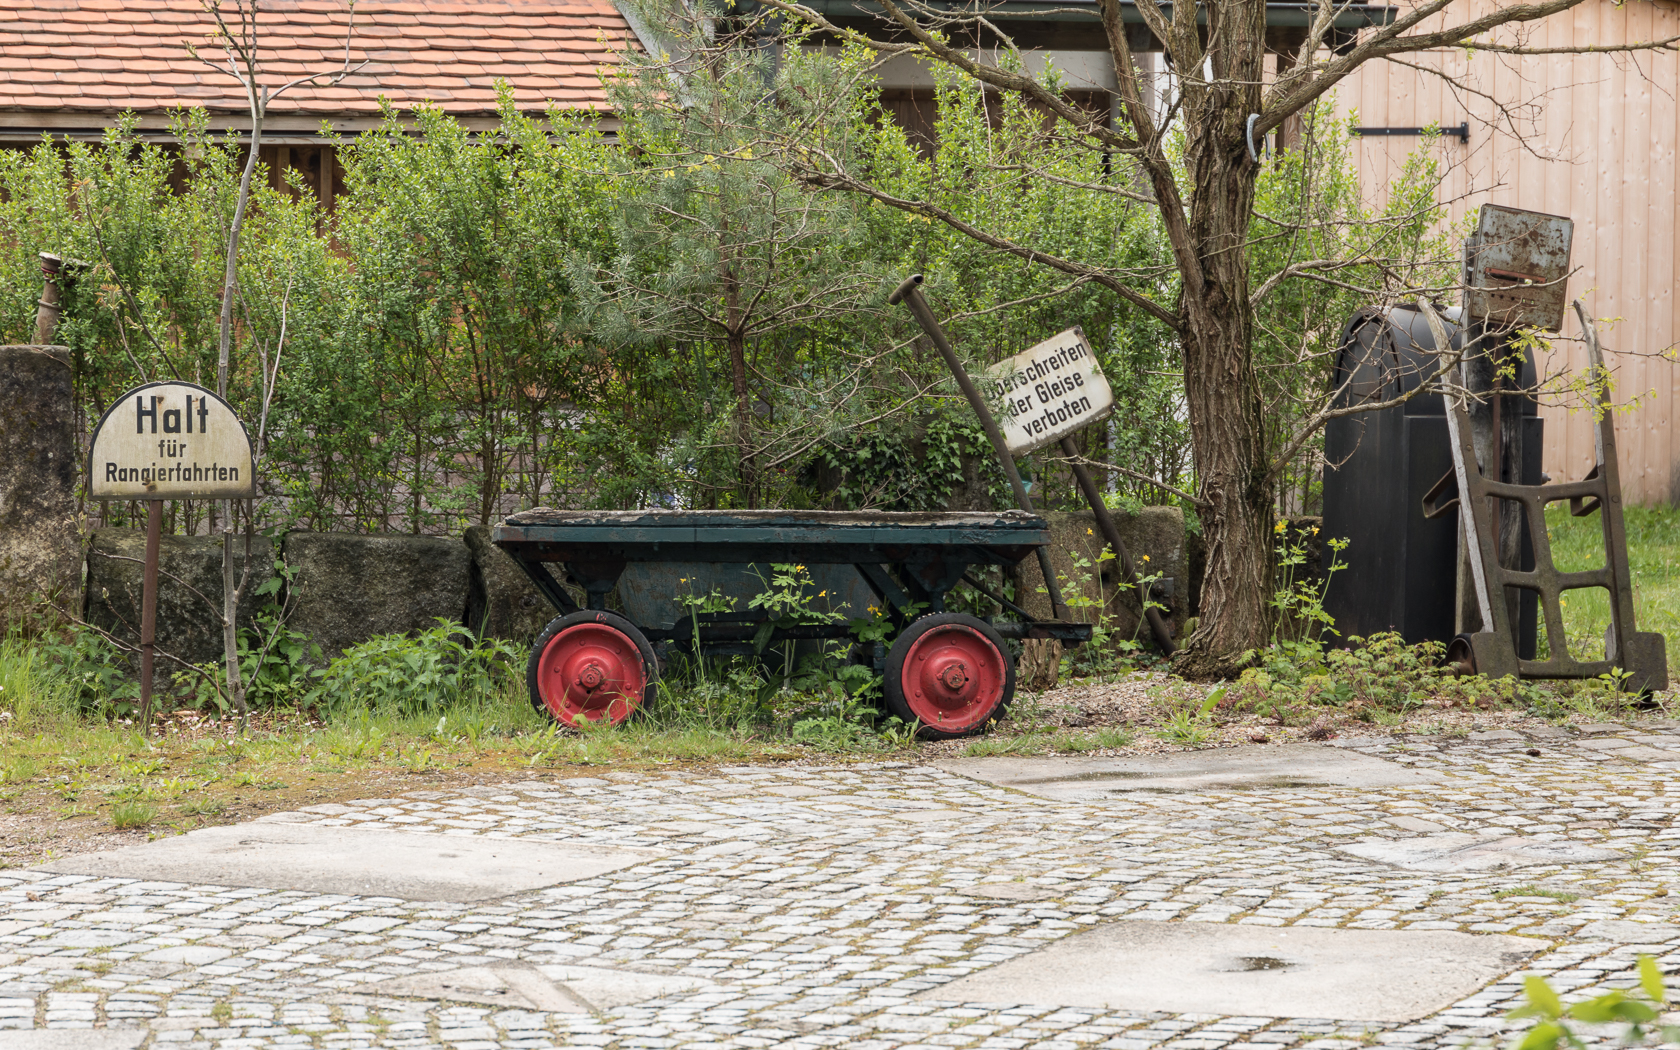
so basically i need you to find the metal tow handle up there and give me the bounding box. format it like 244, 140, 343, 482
890, 273, 1071, 621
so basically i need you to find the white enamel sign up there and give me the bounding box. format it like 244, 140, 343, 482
88, 381, 255, 500
984, 327, 1115, 455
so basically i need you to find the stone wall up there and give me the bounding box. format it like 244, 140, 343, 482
283, 533, 470, 658
0, 345, 80, 632
87, 531, 483, 664
463, 526, 553, 642
1010, 507, 1194, 644
84, 511, 1195, 664
86, 531, 273, 666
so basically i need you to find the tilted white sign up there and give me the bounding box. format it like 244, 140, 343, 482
88, 381, 255, 500
984, 326, 1115, 455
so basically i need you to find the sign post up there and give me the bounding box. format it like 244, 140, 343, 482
87, 381, 254, 730
982, 327, 1175, 653
981, 327, 1116, 456
889, 275, 1070, 621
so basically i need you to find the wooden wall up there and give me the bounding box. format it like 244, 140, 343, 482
1332, 0, 1680, 505
261, 144, 343, 211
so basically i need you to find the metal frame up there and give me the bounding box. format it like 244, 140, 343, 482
492, 509, 1095, 663
1419, 301, 1667, 692
1352, 123, 1469, 142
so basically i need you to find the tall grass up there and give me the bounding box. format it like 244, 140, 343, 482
1546, 504, 1680, 663
0, 635, 78, 727
0, 620, 903, 815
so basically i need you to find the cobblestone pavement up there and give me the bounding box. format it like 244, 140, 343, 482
5, 721, 1680, 1049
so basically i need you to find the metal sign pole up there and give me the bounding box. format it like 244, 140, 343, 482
86, 380, 257, 733
140, 498, 161, 734
889, 274, 1070, 621
1057, 436, 1177, 655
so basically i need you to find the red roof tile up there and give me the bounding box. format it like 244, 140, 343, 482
0, 0, 638, 118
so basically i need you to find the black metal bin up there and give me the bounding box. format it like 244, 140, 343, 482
1321, 305, 1541, 653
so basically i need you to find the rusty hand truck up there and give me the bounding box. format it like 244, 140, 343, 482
1418, 299, 1667, 693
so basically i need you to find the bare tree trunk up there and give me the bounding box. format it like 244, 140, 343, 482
726, 327, 754, 508
1170, 1, 1275, 677
217, 116, 264, 731
720, 257, 755, 508
189, 0, 365, 723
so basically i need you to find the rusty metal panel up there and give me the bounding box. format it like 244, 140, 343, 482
1463, 205, 1575, 331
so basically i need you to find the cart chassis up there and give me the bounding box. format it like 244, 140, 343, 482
492, 508, 1093, 653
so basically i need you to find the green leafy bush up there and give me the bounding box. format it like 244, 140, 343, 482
309, 620, 521, 717
33, 626, 138, 718
1509, 956, 1678, 1050
1225, 632, 1552, 718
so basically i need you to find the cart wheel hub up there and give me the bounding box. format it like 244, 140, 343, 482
898, 622, 1009, 733
533, 620, 649, 728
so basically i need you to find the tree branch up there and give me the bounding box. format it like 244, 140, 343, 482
1060, 452, 1208, 507
1267, 306, 1469, 481
1259, 0, 1603, 135
782, 144, 1182, 328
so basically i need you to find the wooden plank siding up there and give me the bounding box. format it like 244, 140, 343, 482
1333, 0, 1680, 504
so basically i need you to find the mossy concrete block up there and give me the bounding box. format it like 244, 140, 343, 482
84, 529, 273, 666
0, 345, 79, 629
1009, 507, 1189, 642
282, 532, 468, 657
464, 525, 554, 642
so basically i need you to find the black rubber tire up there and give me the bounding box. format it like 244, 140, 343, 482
884, 612, 1016, 740
1444, 633, 1477, 676
526, 610, 659, 725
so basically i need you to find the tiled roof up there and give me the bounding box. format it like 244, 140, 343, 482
0, 0, 639, 118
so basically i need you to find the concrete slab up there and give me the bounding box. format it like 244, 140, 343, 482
0, 1033, 147, 1050
1340, 832, 1621, 872
37, 824, 659, 903
924, 920, 1537, 1021
1611, 746, 1680, 762
937, 746, 1438, 799
360, 962, 713, 1012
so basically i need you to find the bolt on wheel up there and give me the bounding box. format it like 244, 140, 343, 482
884, 612, 1015, 740
526, 610, 657, 727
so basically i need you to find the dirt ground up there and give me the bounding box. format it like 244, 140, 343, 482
5, 670, 1670, 871
0, 762, 567, 872
922, 669, 1674, 757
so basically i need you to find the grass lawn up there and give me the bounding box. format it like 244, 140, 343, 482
0, 638, 902, 868
0, 504, 1673, 867
1546, 503, 1680, 662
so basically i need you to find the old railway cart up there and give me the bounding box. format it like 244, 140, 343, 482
491, 508, 1092, 739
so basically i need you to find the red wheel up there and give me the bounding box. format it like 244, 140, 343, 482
526, 611, 657, 727
884, 613, 1014, 739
